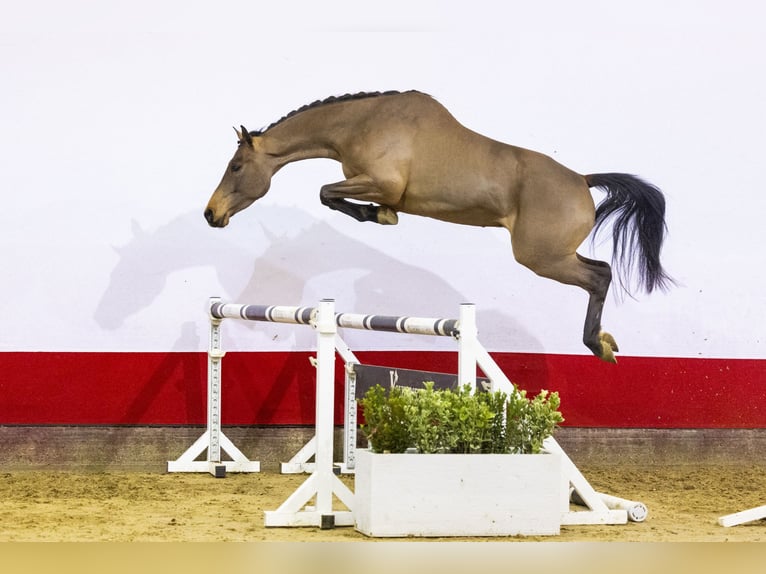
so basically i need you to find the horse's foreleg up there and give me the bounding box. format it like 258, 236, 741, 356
319, 176, 399, 225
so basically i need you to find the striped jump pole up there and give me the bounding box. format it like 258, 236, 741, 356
210, 302, 315, 325
209, 301, 460, 339
334, 311, 459, 337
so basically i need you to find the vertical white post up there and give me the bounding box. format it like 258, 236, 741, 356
265, 299, 354, 527
457, 303, 477, 392
342, 356, 357, 472
314, 299, 337, 517
208, 296, 224, 465
336, 334, 362, 473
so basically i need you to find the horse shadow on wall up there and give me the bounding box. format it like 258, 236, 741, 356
94, 205, 547, 422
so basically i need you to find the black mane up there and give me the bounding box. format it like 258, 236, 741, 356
250, 90, 421, 136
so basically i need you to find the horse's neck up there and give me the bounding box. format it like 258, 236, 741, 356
262, 113, 341, 168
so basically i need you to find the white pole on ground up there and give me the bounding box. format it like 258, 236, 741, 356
570, 489, 648, 522
719, 505, 766, 527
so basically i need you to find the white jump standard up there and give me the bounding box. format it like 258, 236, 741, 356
262, 299, 355, 527
167, 299, 260, 477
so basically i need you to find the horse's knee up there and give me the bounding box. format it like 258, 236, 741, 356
319, 186, 334, 206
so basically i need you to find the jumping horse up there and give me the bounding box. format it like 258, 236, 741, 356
205, 90, 672, 362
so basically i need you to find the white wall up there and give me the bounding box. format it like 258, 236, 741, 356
2, 1, 764, 358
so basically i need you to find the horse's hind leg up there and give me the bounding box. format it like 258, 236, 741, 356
576, 254, 619, 362
514, 245, 617, 362
509, 171, 620, 361
319, 175, 399, 225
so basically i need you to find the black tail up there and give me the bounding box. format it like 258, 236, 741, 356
586, 173, 673, 295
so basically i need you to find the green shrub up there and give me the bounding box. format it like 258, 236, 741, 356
358, 384, 412, 453
504, 387, 564, 454
359, 382, 563, 454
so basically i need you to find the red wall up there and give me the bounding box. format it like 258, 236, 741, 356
1, 352, 763, 428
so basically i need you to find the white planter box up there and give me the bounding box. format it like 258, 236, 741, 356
354, 449, 562, 537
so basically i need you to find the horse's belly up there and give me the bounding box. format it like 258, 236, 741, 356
397, 185, 512, 228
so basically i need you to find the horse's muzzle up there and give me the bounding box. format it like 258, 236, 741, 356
204, 208, 227, 228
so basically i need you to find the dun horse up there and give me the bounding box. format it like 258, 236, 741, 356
205, 90, 672, 362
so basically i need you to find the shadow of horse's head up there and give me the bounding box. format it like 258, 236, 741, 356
93, 214, 251, 329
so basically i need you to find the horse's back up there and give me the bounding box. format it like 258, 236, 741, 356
342, 92, 592, 230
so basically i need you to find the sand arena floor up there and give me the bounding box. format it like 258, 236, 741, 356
2, 464, 766, 542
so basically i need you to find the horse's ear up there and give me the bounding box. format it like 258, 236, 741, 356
240, 125, 254, 147
233, 126, 243, 140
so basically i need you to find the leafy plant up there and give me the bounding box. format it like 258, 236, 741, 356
442, 384, 496, 453
358, 382, 563, 454
358, 384, 412, 453
505, 387, 564, 454
401, 382, 448, 453
476, 389, 509, 453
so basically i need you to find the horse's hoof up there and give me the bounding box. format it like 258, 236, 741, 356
601, 331, 619, 353
599, 332, 618, 363
376, 206, 399, 225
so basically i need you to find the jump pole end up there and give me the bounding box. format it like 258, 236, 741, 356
718, 505, 766, 527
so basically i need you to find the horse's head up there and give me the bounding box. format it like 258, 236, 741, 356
204, 126, 273, 228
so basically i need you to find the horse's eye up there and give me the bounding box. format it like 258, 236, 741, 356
231, 164, 241, 173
